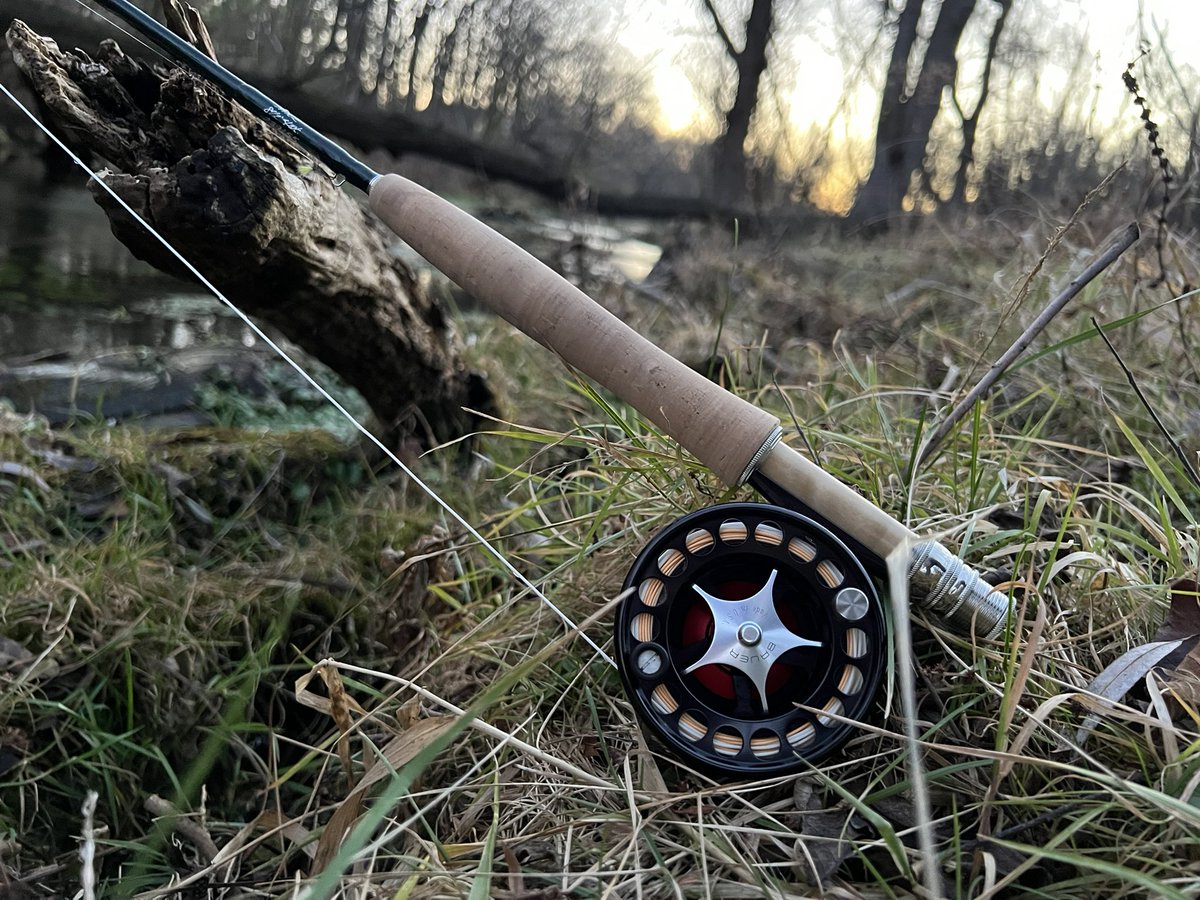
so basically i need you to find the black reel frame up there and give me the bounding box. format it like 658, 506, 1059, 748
615, 501, 887, 777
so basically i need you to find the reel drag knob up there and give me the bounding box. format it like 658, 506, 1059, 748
615, 503, 885, 776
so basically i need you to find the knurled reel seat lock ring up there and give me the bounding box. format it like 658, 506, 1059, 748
616, 502, 886, 777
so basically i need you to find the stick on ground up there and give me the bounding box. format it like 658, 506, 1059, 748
915, 221, 1140, 472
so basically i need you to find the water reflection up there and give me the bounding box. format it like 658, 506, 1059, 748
0, 159, 251, 362
0, 295, 255, 362
531, 216, 662, 282
0, 161, 147, 288
0, 159, 664, 366
0, 158, 664, 430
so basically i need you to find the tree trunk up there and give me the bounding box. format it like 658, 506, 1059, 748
341, 0, 372, 98
850, 0, 977, 227
406, 0, 435, 108
701, 0, 774, 207
6, 19, 492, 450
950, 0, 1011, 206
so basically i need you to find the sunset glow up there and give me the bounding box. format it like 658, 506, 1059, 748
619, 0, 1200, 149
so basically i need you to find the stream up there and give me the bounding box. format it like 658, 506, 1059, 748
0, 159, 661, 427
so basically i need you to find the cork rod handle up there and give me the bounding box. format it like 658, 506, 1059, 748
369, 173, 778, 486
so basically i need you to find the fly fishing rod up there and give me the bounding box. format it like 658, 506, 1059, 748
48, 0, 1014, 775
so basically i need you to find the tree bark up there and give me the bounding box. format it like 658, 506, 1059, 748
850, 0, 977, 227
6, 19, 492, 449
950, 0, 1011, 206
701, 0, 775, 207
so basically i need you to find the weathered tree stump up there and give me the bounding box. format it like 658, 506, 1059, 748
5, 19, 492, 449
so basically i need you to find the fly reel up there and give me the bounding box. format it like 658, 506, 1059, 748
616, 503, 886, 777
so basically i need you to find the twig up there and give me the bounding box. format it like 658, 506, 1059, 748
969, 169, 1123, 388
80, 790, 98, 900
144, 795, 220, 864
1092, 316, 1200, 490
958, 801, 1083, 854
915, 222, 1140, 471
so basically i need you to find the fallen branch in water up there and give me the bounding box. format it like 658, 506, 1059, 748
6, 18, 492, 450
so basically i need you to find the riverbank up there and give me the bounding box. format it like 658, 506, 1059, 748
3, 209, 1199, 897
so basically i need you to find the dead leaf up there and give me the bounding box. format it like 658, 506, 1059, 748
355, 716, 454, 794
323, 665, 354, 787
503, 843, 525, 896
976, 842, 1029, 882
294, 662, 368, 719
295, 661, 371, 797
0, 636, 58, 683
1157, 640, 1200, 710
1153, 579, 1200, 643
393, 697, 420, 730
210, 808, 316, 866
1075, 639, 1186, 744
1135, 579, 1200, 712
0, 636, 34, 673
792, 776, 855, 887
311, 793, 366, 876
311, 715, 454, 875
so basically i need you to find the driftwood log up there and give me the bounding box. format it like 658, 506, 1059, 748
5, 19, 492, 449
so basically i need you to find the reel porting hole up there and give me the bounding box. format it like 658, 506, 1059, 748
616, 503, 886, 777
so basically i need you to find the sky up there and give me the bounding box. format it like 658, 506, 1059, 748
616, 0, 1200, 141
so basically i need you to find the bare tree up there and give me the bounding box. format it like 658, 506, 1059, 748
699, 0, 776, 206
949, 0, 1010, 205
850, 0, 978, 225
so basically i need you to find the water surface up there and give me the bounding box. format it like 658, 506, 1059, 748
0, 159, 249, 364
0, 158, 662, 424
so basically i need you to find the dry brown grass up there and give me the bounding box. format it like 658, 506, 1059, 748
3, 210, 1200, 897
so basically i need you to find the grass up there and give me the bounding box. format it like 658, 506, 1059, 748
3, 210, 1200, 897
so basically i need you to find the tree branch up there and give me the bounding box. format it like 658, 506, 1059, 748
699, 0, 740, 61
7, 19, 491, 448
